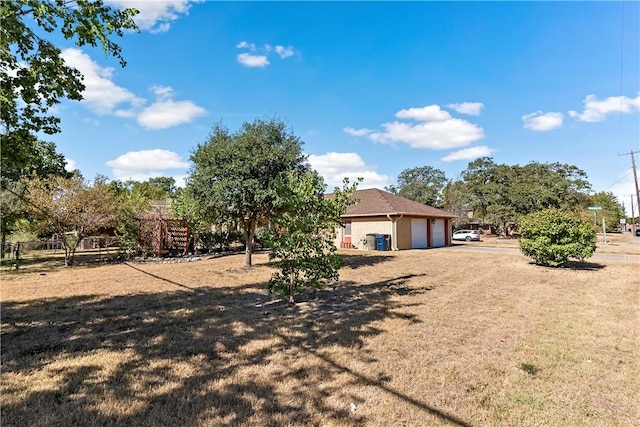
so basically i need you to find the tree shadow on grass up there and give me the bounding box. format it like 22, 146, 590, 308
1, 249, 122, 274
563, 260, 606, 271
527, 260, 606, 271
1, 267, 470, 426
340, 253, 394, 269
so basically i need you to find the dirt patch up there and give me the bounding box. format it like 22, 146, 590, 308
1, 250, 638, 426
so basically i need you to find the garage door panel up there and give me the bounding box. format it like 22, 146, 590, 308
411, 219, 427, 249
432, 219, 445, 247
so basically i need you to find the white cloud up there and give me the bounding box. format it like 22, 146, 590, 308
522, 111, 564, 131
441, 146, 496, 162
236, 41, 256, 50
236, 41, 296, 67
106, 0, 199, 33
237, 53, 270, 68
344, 127, 374, 137
396, 105, 451, 122
308, 152, 390, 190
61, 49, 205, 129
61, 48, 144, 115
150, 85, 174, 100
568, 93, 640, 122
446, 102, 484, 116
275, 45, 295, 59
137, 87, 207, 130
64, 158, 77, 172
369, 118, 484, 149
106, 149, 189, 181
348, 104, 484, 150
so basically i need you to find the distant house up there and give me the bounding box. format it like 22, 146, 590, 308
331, 188, 457, 250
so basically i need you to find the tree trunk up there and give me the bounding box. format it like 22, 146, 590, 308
64, 247, 71, 266
244, 221, 255, 267
288, 266, 295, 305
64, 235, 81, 267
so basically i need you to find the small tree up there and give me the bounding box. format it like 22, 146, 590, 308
267, 172, 358, 304
25, 175, 118, 266
519, 209, 596, 267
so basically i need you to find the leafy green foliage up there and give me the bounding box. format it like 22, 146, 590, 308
107, 176, 180, 258
267, 172, 359, 304
0, 132, 71, 246
519, 209, 596, 267
1, 0, 138, 197
0, 131, 70, 184
387, 165, 447, 207
586, 191, 625, 232
442, 179, 472, 228
187, 117, 309, 266
24, 175, 119, 266
195, 230, 244, 253
461, 157, 592, 233
1, 0, 138, 135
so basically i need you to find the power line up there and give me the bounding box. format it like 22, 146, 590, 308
618, 150, 640, 218
600, 170, 633, 191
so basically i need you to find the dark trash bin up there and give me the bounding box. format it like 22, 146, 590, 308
375, 234, 390, 251
366, 234, 377, 250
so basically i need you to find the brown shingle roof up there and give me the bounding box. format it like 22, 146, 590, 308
335, 188, 457, 218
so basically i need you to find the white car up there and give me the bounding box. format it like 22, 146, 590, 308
452, 229, 481, 242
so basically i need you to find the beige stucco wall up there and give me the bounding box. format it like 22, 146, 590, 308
335, 215, 452, 250
352, 217, 392, 250
335, 217, 393, 250
396, 217, 412, 250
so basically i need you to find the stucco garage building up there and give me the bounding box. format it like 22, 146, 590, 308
334, 188, 457, 250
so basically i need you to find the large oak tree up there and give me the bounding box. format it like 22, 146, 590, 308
461, 157, 591, 233
387, 165, 447, 208
187, 118, 309, 267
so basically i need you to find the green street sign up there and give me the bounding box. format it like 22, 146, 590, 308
588, 206, 602, 210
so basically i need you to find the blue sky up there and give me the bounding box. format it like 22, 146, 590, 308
48, 1, 639, 213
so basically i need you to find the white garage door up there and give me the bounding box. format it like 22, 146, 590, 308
432, 219, 446, 247
411, 218, 427, 249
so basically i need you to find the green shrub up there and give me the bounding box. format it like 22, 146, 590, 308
254, 227, 271, 248
197, 230, 245, 252
519, 209, 596, 267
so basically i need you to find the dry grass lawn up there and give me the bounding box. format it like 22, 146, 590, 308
1, 248, 638, 426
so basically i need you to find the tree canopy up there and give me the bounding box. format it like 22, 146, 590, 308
586, 191, 625, 232
1, 131, 70, 184
24, 174, 118, 266
187, 118, 309, 266
1, 0, 138, 196
461, 157, 592, 232
0, 133, 71, 245
1, 0, 138, 135
267, 172, 358, 304
386, 165, 447, 207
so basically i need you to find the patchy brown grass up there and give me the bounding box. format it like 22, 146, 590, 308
1, 249, 638, 426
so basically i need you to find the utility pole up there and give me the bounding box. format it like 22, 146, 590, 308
631, 195, 636, 234
619, 150, 640, 218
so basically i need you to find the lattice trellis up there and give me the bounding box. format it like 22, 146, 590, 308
136, 216, 189, 257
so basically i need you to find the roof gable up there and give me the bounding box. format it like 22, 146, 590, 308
338, 188, 457, 218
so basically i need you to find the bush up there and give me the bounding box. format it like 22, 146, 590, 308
196, 230, 245, 252
519, 209, 597, 267
254, 227, 271, 248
